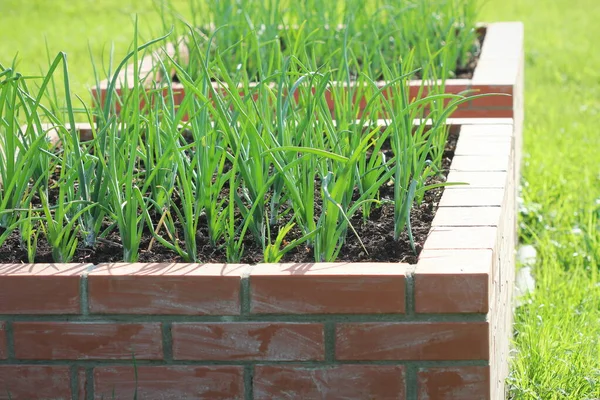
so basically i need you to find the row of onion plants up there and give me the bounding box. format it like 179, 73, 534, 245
158, 0, 480, 83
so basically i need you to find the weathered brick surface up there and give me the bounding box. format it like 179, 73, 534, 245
438, 188, 505, 207
0, 321, 6, 359
254, 365, 406, 399
13, 322, 163, 360
450, 155, 511, 172
408, 81, 471, 102
93, 366, 244, 400
445, 171, 508, 189
250, 263, 405, 314
453, 135, 512, 157
432, 206, 502, 227
88, 263, 242, 315
415, 250, 492, 314
469, 86, 513, 108
172, 322, 324, 361
336, 322, 489, 361
423, 226, 497, 251
418, 366, 490, 400
0, 263, 87, 314
0, 365, 72, 399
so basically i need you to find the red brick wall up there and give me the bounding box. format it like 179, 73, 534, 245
0, 259, 500, 399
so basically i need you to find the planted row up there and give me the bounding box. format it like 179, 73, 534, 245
158, 0, 480, 83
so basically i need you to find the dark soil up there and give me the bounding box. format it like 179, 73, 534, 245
0, 129, 458, 265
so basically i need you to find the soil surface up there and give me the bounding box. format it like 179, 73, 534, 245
0, 131, 458, 265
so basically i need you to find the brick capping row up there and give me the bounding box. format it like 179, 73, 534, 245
0, 120, 518, 400
92, 22, 524, 120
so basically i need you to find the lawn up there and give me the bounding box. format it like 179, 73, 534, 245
0, 0, 186, 100
1, 0, 600, 398
478, 0, 600, 398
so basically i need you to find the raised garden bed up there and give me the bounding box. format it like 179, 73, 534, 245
0, 119, 518, 399
92, 22, 524, 121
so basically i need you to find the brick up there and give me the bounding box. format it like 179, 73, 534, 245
450, 156, 510, 172
250, 263, 405, 314
425, 105, 473, 122
94, 366, 244, 400
423, 227, 497, 251
408, 80, 471, 100
88, 263, 243, 315
432, 207, 502, 227
0, 365, 71, 399
469, 92, 513, 108
468, 82, 513, 101
458, 124, 514, 137
415, 250, 493, 313
444, 109, 473, 119
440, 81, 472, 95
0, 263, 88, 314
418, 366, 490, 400
473, 57, 520, 86
454, 136, 512, 156
438, 189, 505, 207
445, 108, 474, 119
430, 105, 472, 120
172, 322, 324, 361
13, 322, 163, 360
336, 322, 489, 361
0, 322, 6, 359
445, 171, 508, 189
254, 365, 406, 400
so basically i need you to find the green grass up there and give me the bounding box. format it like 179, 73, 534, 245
0, 0, 186, 100
1, 0, 600, 397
